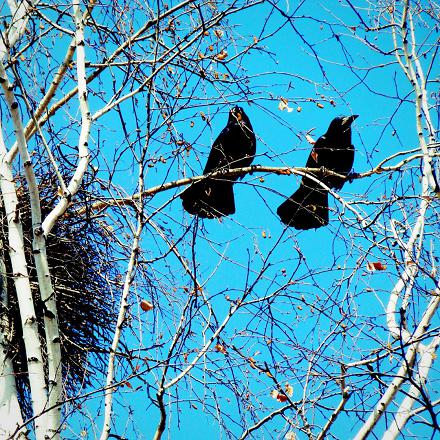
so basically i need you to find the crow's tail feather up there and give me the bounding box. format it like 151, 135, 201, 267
181, 179, 235, 218
277, 184, 329, 230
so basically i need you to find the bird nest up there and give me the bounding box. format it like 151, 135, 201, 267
0, 167, 118, 420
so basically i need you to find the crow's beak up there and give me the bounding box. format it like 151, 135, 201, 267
342, 114, 359, 126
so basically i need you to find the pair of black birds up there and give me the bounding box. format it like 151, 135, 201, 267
180, 106, 358, 230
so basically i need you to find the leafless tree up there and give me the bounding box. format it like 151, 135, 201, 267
0, 1, 439, 439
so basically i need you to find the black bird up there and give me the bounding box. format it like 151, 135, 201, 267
277, 115, 358, 230
181, 106, 256, 218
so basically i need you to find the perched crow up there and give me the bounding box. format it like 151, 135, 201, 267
181, 106, 256, 218
277, 115, 358, 230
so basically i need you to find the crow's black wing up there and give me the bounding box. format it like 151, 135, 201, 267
300, 136, 325, 191
304, 134, 354, 190
337, 143, 355, 175
203, 122, 256, 176
203, 125, 232, 174
305, 135, 326, 169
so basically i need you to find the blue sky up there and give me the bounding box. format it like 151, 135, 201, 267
55, 1, 440, 439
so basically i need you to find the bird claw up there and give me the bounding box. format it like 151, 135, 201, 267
250, 164, 259, 175
215, 167, 229, 176
347, 171, 357, 183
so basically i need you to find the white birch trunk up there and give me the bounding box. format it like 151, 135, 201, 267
0, 239, 28, 439
0, 127, 47, 439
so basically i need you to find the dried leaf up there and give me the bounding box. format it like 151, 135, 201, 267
285, 432, 296, 440
277, 394, 288, 403
248, 357, 258, 369
262, 231, 267, 238
366, 262, 387, 272
285, 383, 293, 396
278, 98, 294, 113
215, 343, 227, 354
316, 102, 324, 109
140, 300, 154, 311
306, 134, 316, 145
270, 390, 288, 402
214, 29, 224, 38
216, 50, 228, 60
296, 106, 302, 112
